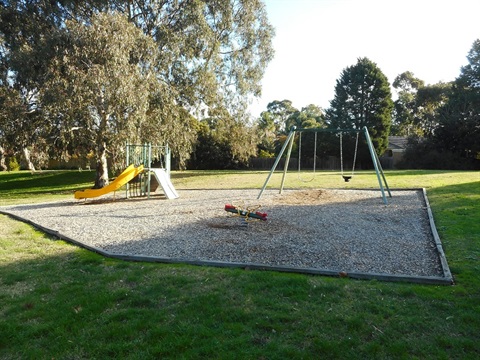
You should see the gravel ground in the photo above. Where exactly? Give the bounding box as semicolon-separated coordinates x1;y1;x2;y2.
1;188;448;280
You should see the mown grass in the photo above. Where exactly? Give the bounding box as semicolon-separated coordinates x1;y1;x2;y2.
0;169;479;359
0;170;95;205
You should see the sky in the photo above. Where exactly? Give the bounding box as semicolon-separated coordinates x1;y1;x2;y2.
248;0;480;117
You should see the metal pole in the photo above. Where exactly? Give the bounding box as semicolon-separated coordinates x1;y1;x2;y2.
373;145;392;198
257;127;296;199
363;127;388;205
166;144;171;178
146;143;151;199
126;143;130;198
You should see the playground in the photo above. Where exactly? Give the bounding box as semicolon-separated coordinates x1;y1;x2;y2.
0;135;454;284
1;187;452;284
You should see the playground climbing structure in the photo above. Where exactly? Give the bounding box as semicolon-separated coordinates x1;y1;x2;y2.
126;143;178;199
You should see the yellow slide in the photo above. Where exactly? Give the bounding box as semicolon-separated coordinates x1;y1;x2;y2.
74;164;144;200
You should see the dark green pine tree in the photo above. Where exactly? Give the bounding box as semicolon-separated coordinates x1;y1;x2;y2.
326;57;393;156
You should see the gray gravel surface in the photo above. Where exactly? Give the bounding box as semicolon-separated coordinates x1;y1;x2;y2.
1;189;446;278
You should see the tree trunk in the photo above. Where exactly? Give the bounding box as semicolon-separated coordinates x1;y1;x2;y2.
94;142;109;189
22;147;36;172
0;146;7;171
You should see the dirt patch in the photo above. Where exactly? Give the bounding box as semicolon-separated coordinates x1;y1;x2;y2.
275;189;335;205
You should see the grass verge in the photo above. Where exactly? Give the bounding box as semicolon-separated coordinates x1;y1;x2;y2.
0;170;479;358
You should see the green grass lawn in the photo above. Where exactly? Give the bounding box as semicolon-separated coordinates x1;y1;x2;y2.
0;169;479;359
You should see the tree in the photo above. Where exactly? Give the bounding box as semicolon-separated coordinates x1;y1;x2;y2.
392;72;451;137
286;104;326;130
414;82;451;137
189;111;259;169
0;4;57;170
326;57;393;157
1;1;275;179
265;100;298;134
41;12;168;187
0;79;50;171
436;39;480;163
255;101;326;158
392;71;424;136
256;110;277;156
124;0;275;113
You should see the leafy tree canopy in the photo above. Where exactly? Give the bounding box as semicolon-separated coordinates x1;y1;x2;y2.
265;99;298;133
286;104;326;130
392;71;450;137
436;39;480;161
326;57;393;155
0;0;275;177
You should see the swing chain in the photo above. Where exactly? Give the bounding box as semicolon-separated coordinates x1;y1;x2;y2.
297;131;317;183
340;132;344;175
351;131;359;176
340;131;360;180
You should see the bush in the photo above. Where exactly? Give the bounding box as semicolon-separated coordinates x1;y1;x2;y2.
398;136;480;170
7;157;20;171
258;150;275;158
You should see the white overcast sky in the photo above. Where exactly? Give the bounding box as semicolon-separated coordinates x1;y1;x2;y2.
248;0;480;117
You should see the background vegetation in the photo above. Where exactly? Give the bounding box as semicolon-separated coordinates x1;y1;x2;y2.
1;2;479;177
0;170;479;358
0;0;274;178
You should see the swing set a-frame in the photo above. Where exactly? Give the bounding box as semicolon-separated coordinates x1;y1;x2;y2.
258;126;392;204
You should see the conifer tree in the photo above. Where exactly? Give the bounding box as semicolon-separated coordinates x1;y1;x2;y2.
327;57;393;156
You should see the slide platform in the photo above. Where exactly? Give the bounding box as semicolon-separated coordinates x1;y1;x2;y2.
74;164;144;200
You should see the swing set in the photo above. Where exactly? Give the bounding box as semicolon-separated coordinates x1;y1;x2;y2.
296;130;360;183
258;126;392;204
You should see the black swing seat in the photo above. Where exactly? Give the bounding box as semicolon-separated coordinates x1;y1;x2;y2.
342;175;352;182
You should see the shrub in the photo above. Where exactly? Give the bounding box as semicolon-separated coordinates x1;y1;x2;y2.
398;136;480;170
7;157;20;171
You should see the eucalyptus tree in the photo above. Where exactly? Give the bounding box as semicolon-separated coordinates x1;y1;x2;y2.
286;104;326;130
326;57;393;156
265;100;298;133
0;83;49;171
189;109;259;169
392;71;424;136
0;1;104;170
257;101;325;157
1;0;274;181
256;110;277;156
0;2;60;170
392;71;451;137
127;0;274;110
42;12;178;187
414;82;451;137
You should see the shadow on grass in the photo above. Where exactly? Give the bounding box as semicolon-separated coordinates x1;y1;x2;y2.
0;171;95;193
1;201;480;359
384;170;472;177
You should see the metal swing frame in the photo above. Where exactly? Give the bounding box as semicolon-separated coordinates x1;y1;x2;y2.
257;126;392;204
